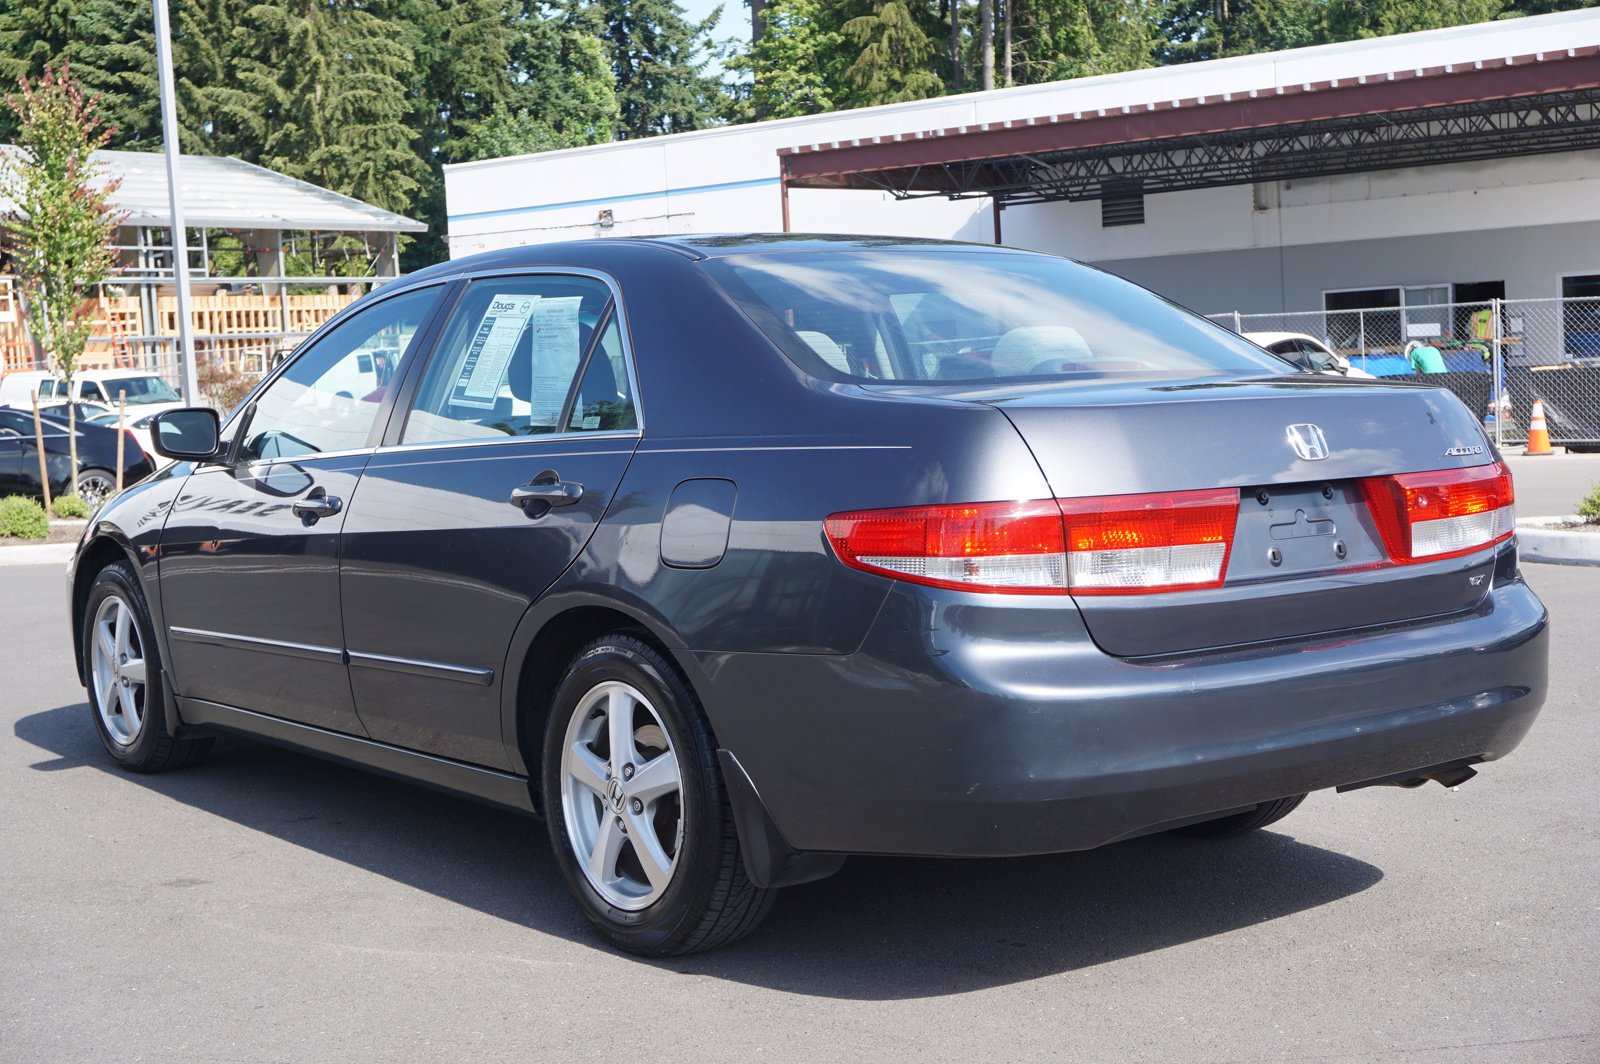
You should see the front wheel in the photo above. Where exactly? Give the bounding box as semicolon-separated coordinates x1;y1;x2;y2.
541;635;774;955
82;561;212;772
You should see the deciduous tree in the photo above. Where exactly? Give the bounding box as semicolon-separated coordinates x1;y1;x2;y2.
0;64;126;494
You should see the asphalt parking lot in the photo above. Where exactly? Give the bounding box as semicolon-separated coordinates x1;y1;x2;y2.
2;556;1596;1062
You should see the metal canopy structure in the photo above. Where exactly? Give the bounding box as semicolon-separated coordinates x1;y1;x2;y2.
779;46;1600;208
0;149;427;234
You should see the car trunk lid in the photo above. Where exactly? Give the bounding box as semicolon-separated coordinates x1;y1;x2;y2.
893;375;1508;657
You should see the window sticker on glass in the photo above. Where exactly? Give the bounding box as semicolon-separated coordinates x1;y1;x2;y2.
529;296;583;426
452;293;540;409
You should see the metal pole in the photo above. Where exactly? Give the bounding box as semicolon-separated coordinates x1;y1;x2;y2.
1491;297;1504;449
153;0;200;405
116;395;126;493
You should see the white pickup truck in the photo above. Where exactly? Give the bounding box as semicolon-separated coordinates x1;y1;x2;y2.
0;369;188;415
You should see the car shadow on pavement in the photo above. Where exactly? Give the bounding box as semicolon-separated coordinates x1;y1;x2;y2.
18;702;1383;1000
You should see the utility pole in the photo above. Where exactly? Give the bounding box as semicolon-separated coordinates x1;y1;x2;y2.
152;0;200;404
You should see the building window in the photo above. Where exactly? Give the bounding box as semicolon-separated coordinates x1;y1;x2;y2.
1562;274;1600;359
1322;285;1448;351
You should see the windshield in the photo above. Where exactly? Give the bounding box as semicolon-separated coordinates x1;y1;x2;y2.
701;250;1287;385
100;376;181;403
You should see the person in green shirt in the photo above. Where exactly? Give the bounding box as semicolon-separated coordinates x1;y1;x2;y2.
1407;340;1447;374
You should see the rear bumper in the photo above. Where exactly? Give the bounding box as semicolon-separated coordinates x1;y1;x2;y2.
693;561;1548;858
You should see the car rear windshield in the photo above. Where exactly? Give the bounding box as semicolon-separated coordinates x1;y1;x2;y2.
701;250;1287;385
102;376;181;403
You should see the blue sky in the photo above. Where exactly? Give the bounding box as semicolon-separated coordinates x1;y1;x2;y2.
682;0;748;77
682;0;746;38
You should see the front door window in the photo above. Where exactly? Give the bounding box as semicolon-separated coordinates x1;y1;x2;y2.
236;286;439;462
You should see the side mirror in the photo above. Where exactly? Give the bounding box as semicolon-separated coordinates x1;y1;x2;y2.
150;408;223;461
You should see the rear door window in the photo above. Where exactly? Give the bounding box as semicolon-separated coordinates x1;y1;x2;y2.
401;275;616;445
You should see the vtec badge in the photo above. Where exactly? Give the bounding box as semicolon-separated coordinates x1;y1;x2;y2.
1444;445;1486;457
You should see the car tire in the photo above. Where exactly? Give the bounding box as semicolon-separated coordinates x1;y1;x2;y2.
541;635;774;955
1176;794;1307;838
82;561;213;773
76;468;118;510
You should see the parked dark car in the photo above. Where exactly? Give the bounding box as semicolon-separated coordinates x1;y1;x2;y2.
0;407;154;506
67;236;1548;956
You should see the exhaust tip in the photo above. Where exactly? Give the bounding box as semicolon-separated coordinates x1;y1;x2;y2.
1337;758;1482;793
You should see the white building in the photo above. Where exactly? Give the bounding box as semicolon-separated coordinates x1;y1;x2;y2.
445;10;1600;360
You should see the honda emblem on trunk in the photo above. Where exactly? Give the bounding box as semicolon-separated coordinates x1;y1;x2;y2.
1286;423;1330;461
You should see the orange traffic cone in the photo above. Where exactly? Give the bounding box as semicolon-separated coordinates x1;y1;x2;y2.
1524;398;1554;456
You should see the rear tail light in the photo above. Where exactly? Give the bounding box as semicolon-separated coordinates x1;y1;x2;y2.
1059;488;1239;595
824;487;1240;596
1360;462;1515;563
823;500;1068;595
123;430;145;460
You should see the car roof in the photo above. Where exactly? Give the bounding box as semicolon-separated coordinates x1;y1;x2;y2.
395;233;1042;289
1242;331;1326;347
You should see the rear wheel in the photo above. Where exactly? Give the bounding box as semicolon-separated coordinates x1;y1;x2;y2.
82;561;212;772
76;468;117;510
1177;794;1307;838
541;635;774;955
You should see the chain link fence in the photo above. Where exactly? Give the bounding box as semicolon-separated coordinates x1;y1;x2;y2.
1208;296;1600;452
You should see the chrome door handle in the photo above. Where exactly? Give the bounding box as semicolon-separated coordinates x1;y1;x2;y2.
292;489;342;519
510;480;584;509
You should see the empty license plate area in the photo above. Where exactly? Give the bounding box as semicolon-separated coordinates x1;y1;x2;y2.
1227;482;1387;581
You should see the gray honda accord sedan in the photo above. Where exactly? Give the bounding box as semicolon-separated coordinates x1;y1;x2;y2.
68;235;1548;955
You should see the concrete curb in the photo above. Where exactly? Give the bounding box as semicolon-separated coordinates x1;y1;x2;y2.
1517;516;1600;567
0;543;74;567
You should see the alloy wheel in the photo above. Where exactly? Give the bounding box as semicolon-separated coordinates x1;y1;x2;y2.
560;680;684;911
76;472;116;510
90;594;147;747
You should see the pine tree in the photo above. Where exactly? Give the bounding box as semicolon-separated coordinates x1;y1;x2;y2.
730;0;844;118
840;1;945;106
232;0;424;217
594;0;729;138
1013;0;1161;81
1322;0;1505;38
0;0;160;145
500;0;621;146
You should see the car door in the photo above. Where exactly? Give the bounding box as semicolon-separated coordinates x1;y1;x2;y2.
338;272;641;768
158;285;446;733
0;410;28;494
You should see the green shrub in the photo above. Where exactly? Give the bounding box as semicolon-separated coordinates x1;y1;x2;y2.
1578;482;1600;522
52;493;90;519
0;495;49;539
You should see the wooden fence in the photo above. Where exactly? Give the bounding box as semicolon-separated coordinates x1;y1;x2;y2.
0;277;361;375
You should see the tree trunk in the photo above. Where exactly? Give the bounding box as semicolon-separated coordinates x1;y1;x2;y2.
1002;0;1013;87
750;0;766;44
949;0;963;91
980;0;994;91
